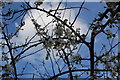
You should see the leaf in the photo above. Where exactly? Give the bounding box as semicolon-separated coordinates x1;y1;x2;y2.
2;21;6;23
7;0;13;2
0;29;3;33
18;73;24;76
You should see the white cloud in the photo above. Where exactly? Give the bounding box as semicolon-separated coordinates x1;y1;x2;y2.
12;2;88;67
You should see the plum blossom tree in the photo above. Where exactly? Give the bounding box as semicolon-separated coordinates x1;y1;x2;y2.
0;0;120;80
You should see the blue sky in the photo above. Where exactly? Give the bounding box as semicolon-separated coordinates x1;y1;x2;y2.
1;1;119;78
